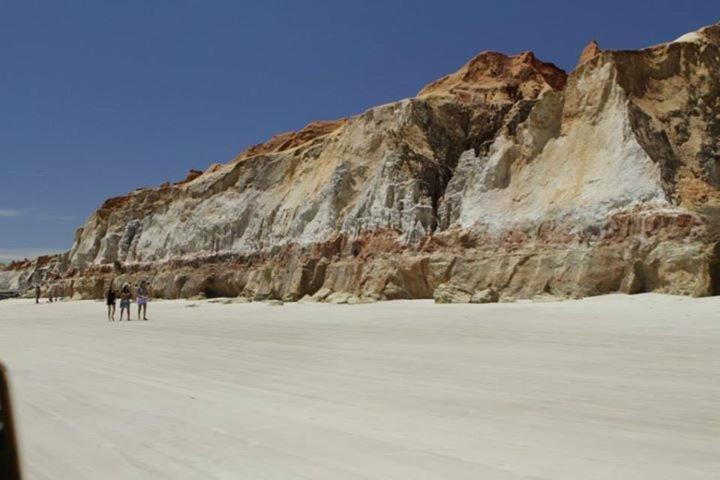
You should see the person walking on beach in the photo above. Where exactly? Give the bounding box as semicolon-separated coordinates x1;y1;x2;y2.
119;283;132;321
137;280;149;321
106;281;117;321
35;285;41;304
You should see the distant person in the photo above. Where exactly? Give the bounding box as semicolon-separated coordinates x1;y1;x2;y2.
35;285;41;304
119;283;132;321
106;282;117;321
137;280;149;321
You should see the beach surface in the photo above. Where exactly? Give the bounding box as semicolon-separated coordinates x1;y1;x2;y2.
0;295;718;479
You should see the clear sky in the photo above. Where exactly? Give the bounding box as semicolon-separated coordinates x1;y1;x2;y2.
1;0;717;262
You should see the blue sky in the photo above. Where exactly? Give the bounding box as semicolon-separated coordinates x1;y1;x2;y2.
1;0;717;262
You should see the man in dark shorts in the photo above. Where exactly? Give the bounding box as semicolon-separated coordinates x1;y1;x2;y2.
106;281;117;321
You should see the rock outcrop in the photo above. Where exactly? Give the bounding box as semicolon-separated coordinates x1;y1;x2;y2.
577;40;601;66
3;23;720;302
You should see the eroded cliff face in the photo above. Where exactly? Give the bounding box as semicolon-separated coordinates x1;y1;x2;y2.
4;23;720;302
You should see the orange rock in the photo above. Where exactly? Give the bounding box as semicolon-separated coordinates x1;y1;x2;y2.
577;40;601;66
238;118;347;160
176;169;204;185
417;50;566;103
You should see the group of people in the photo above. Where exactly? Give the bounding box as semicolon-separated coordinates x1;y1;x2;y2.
106;280;150;321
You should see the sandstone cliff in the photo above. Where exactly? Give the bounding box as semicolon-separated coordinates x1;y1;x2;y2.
3;23;720;302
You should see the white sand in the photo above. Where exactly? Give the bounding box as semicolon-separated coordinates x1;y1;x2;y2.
1;295;719;479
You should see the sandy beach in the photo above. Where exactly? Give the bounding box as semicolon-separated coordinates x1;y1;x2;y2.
0;295;718;479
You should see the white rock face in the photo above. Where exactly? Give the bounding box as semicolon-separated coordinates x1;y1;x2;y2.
673;23;720;45
68;99;461;268
0;269;25;290
443;62;668;233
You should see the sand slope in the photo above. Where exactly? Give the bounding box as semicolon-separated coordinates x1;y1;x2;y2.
0;296;719;479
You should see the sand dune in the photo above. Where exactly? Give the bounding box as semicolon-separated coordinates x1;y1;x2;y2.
1;295;718;479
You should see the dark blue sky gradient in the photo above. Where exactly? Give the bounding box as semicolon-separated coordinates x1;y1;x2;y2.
1;0;717;261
